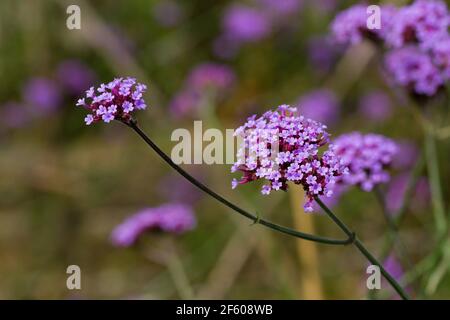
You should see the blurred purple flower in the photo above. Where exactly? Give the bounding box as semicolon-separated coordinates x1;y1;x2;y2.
386;0;449;49
111;203;196;247
186;63;235;92
384;254;404;282
222;4;271;44
331;4;396;45
296;89;339;126
431;36;450;79
386;173;430;214
57;60;96;95
333;132;398;192
391;140;419;170
307;36;343;74
152;0;184;27
359;91;393;122
23;77;62;114
385;46;443;96
169;89;201;118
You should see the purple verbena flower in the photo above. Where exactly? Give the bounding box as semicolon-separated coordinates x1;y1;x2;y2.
385;46;444;96
384;254;404;282
222;4;271;44
331;4;396;45
76;77;148;125
169;89;201;119
57;60;96;94
232;104;347;212
111;203;196;247
391;140;419;170
296;89;340;126
333;132;398;191
386;173;430;214
431;36;450;80
386;0;449;49
23;77;62;114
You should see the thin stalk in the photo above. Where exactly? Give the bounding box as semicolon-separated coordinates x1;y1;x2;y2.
392;155;425;226
424;132;447;237
315;197;410;300
125;120;353;246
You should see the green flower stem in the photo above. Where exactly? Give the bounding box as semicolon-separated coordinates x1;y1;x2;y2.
126;120;353;246
424;132;447;238
314;197;410;300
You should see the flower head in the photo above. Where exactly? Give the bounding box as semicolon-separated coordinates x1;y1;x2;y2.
222;4;271;44
385;0;449;49
23;77;62;113
333;132;398;191
385;46;444;96
331;4;396;45
386;173;430;214
232;105;347;212
77;77;147;125
111;203;196;247
431;36;450;79
57;60;96;94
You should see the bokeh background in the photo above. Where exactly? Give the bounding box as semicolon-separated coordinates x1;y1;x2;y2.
0;0;449;299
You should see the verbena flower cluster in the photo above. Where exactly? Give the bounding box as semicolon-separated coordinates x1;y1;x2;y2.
385;46;444;96
222;4;271;44
333;132;398;192
385;0;449;49
76;77;147;125
111;203;196;247
331;4;396;45
231;105;347;212
331;0;450;96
